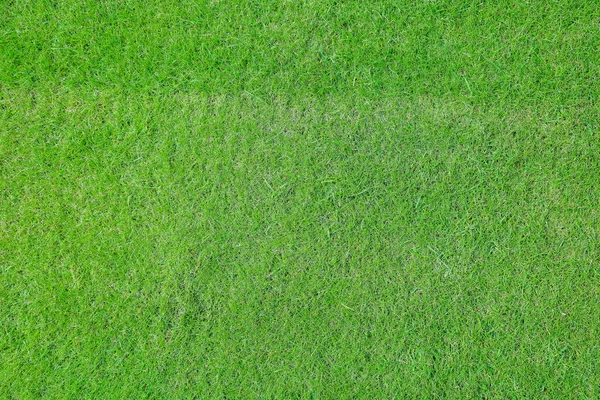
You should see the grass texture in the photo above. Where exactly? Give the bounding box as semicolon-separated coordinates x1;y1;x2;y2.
2;0;600;398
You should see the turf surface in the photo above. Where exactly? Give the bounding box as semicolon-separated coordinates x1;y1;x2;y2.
2;0;600;398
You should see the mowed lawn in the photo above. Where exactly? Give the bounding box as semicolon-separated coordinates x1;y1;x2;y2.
2;0;600;398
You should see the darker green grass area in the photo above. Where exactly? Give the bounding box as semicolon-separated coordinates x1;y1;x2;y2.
1;1;600;398
2;0;599;101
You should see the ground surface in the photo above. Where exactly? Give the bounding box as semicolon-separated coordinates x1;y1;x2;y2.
2;0;600;398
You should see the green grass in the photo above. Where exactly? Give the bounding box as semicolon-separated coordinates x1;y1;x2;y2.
2;0;600;398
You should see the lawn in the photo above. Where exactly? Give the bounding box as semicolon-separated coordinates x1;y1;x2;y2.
1;0;600;398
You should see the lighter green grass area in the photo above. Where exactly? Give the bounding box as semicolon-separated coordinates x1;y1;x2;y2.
1;0;600;398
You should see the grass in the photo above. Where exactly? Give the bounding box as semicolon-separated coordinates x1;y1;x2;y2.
1;0;600;398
